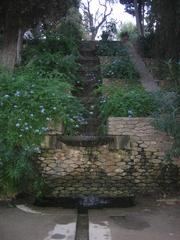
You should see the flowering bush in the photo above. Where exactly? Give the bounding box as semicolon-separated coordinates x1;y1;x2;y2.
0;11;85;197
98;86;156;121
0;55;85;197
22;37;80;85
0;66;84;197
102;57;139;83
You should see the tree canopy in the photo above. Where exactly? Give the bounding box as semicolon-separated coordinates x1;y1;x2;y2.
152;0;180;59
0;0;78;27
0;0;79;69
81;0;113;40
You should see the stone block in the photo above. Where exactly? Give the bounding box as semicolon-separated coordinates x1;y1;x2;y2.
47;121;63;135
41;135;62;149
109;135;131;150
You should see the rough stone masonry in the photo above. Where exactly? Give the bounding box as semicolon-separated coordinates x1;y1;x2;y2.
38;118;180;197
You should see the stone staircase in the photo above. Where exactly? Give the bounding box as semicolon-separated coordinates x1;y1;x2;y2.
76;41;102;136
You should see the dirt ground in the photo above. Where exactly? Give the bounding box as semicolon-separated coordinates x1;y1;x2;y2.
89;195;180;240
0;195;180;240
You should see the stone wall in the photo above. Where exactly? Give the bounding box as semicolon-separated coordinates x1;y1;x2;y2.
108;117;180;191
38;117;179;197
38;144;134;197
108;117;172;153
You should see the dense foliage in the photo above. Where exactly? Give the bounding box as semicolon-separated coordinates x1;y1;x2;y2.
0;0;79;69
152;0;180;60
96;41;127;56
97;41;139;83
0;0;78;28
120;0;180;61
98;86;155;122
137;33;155;58
0;66;84;197
117;22;138;41
0;17;84;197
152;91;180;159
102;57;139;83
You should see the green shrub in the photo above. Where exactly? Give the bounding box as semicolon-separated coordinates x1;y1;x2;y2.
0;66;84;197
98;86;156;122
0;9;85;198
102;57;140;83
22;36;80;86
117;22;138;41
56;7;83;45
156;59;180;88
137;33;155;58
96;41;127;56
152;91;180;159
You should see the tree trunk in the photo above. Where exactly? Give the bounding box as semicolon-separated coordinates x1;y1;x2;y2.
16;28;23;66
134;0;143;36
90;31;96;40
0;26;19;70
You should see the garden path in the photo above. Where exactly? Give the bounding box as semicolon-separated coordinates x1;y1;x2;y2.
126;42;160;92
1;197;180;240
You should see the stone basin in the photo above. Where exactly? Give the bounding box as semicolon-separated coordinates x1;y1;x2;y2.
58;135;114;147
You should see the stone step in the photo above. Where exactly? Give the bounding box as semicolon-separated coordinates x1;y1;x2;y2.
58;135;113;147
79;50;97;57
78;70;101;82
78;55;99;62
78;57;99;66
78;67;100;73
78;97;97;104
79;41;97;51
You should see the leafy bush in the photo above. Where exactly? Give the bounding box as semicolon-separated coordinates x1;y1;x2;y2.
98;86;156;122
155;59;180;88
0;66;84;197
22;36;80;85
96;41;127;56
97;41;139;83
0;9;85;198
152;91;180;159
117;22;138;41
56;7;83;45
137;33;155;58
102;57;140;83
100;20;117;41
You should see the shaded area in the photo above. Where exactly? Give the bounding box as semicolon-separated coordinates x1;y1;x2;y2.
35;196;135;209
75;211;89;240
58;135;114;147
110;215;150;230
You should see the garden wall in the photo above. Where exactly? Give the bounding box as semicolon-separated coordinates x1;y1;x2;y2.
38;118;180;197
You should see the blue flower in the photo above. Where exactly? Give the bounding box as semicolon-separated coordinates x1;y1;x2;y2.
15;91;20;97
41;127;48;132
34;147;41;153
